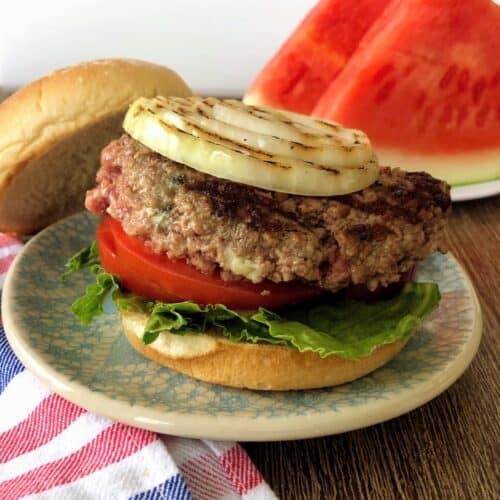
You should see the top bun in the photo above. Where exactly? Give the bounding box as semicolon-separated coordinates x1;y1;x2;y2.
0;59;192;234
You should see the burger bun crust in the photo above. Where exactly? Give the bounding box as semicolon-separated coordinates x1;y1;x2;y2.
0;58;192;235
121;310;407;391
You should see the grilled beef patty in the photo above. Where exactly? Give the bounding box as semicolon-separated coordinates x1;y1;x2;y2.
86;134;451;291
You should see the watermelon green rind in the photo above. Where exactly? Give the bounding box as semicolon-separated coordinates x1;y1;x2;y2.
244;0;391;114
313;0;500;156
375;147;500;186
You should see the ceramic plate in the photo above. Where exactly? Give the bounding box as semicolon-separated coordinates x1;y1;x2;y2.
2;213;482;441
451;179;500;202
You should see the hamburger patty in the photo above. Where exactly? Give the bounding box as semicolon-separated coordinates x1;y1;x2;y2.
86;134;451;291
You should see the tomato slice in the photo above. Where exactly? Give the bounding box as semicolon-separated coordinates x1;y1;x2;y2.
97;217;321;309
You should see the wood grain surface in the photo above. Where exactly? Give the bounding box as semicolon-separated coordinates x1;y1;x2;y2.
243;195;499;500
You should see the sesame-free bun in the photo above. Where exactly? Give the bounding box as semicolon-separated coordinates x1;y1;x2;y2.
0;59;192;234
121;310;407;391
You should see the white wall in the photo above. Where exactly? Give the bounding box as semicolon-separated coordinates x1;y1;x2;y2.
0;0;314;96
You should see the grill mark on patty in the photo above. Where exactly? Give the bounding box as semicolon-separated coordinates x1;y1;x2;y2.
338;168;451;224
189;178;294;231
188;177;328;235
405;171;451;212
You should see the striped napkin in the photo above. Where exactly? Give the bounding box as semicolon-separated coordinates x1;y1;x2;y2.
0;234;276;500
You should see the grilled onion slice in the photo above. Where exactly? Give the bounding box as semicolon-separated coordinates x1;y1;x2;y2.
123;96;379;196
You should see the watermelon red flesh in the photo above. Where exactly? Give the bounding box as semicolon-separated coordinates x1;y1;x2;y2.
244;0;391;114
313;0;500;154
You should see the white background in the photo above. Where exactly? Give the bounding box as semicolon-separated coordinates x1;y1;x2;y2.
0;0;314;97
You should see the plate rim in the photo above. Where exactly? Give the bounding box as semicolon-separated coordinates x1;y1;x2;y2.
451;178;500;202
1;214;483;441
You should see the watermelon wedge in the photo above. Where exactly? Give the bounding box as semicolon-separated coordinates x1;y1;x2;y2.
244;0;391;114
313;0;500;186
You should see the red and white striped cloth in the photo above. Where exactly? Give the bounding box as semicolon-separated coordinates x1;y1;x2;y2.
0;234;277;500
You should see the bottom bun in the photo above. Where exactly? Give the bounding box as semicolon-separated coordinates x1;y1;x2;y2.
121;310;407;391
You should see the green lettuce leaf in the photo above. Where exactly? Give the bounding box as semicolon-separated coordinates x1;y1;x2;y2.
66;247;440;359
134;283;439;358
62;241;99;279
142;302;275;346
71;272;121;325
252;282;440;358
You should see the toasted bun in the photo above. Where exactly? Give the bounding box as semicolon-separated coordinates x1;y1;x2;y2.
0;59;192;234
121;310;407;391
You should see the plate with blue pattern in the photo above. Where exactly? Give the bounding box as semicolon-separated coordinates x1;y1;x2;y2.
2;212;482;441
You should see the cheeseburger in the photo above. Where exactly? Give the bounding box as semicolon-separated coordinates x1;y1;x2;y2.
68;96;450;390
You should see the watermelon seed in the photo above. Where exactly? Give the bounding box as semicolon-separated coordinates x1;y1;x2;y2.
457;69;470;93
372;64;394;84
375;79;396;103
417;106;435;134
438;104;453;126
415;91;427;110
439;65;457;90
456;105;469;127
402;63;416;78
490;70;500;87
475;105;490;128
472;78;487;106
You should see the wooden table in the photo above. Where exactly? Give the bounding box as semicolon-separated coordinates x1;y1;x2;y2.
243;195;499;500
